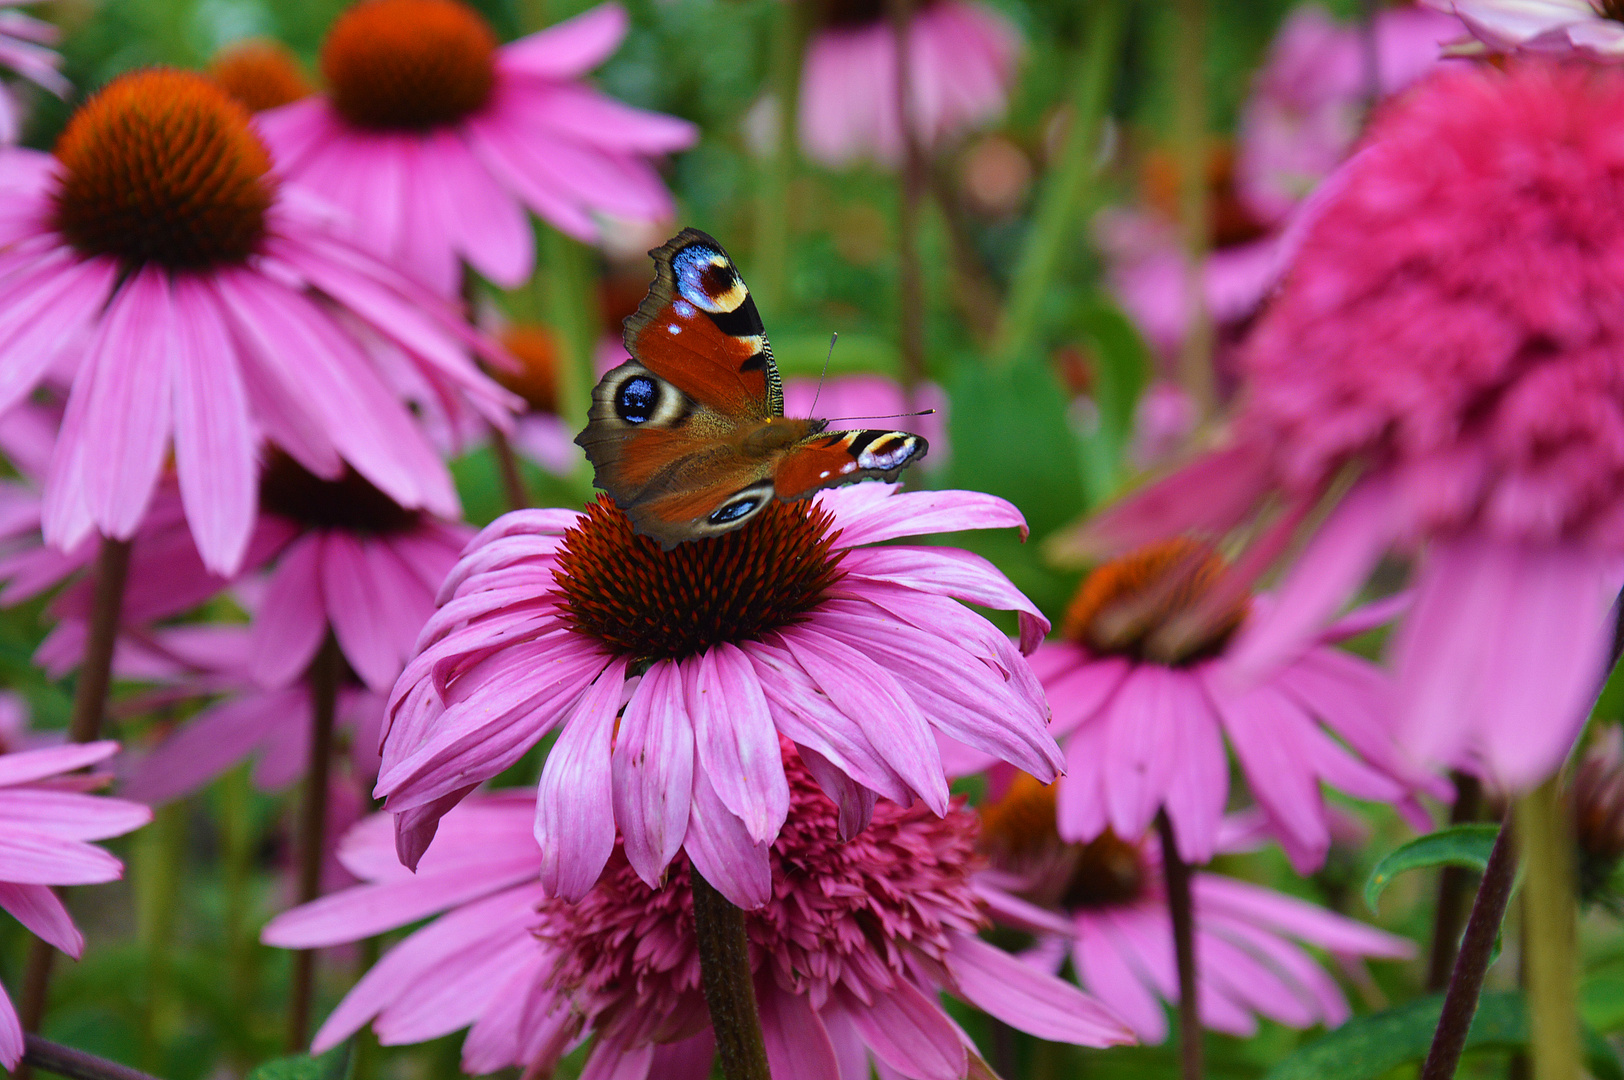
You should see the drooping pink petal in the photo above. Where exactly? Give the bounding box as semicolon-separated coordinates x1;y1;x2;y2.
498;2;628;79
1071;916;1168;1043
842;980;966;1080
250;533;328;689
0;742;117;786
686;644;789;844
0;881;80;956
684;767;771;910
536;656;626;900
758;986;841;1080
945;932;1134;1046
610;661;695;887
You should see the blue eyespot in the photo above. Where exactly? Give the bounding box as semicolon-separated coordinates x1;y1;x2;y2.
709;497;758;525
615;376;658;424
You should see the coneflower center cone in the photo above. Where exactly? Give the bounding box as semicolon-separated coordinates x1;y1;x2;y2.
50;68;275;270
980;774;1148;911
814;0;940;29
554;496;846;661
259;452;421;535
210;40;313;113
1062;537;1248;666
322;0;498;130
495;325;561;414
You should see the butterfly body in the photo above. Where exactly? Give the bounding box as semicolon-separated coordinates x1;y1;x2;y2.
577;228;928;548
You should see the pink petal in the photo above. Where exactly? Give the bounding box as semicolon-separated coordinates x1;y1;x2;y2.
0;789;150;841
1071;917;1168;1043
1101;665;1186;841
0;982;18;1071
758;987;841;1080
251;533;328;689
1160;672;1228;865
536;656;626;900
1193;874;1413;958
499;2;628;79
684;766;771;910
321;532;407;691
0;881;79;955
0;742;117;786
841;545;1049;651
610;661;694;888
827;488;1029;548
687;644;789;843
945;932;1134;1047
0;831;122;885
844;980;966;1080
580;1041;654;1080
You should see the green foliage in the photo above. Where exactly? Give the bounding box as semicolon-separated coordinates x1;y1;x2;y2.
1364;824;1502;913
1264;992;1624;1080
247;1045;350;1080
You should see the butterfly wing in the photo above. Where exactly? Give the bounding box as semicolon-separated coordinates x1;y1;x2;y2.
774;429;930;501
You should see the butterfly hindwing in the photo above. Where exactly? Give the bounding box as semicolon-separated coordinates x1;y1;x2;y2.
577;227;928;547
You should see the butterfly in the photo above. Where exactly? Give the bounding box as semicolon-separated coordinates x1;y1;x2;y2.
576;228;929;548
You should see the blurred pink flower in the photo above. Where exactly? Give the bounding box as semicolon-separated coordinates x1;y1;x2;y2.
783;374;949;471
266;752;1133;1072
1083;63;1624;792
0;1;67;144
1422;0;1624;59
977;776;1413;1044
0;740;152;1068
378;483;1062;907
798;0;1018;169
258;0;696;295
0;68;515;576
1033;537;1443;873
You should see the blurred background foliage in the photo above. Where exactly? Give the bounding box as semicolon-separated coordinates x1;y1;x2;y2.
0;0;1620;1078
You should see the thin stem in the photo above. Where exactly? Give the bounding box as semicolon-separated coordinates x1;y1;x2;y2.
1420;810;1518;1080
888;0;927;396
993;0;1124;365
17;536;135;1076
691;869;770;1080
135;804;183;1072
23;1035;164;1080
219;764;259;1066
1516;778;1580;1080
489;427;531;510
1427;771;1484;991
287;634;342;1051
350;937;383;1080
541;226;597;439
1157;811;1203;1080
1170;0;1215;418
927;162;1002;345
754;0;803;317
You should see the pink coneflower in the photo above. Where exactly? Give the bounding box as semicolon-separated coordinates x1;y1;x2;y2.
1035;537;1443;873
1422;0;1624;59
0;68;515;576
798;0;1019;169
209;39;314;114
0;1;67;144
0;740;152;1068
257;0;696;295
1077;62;1624;793
782;374;949;471
379;482;1063;907
976;775;1413;1043
267;752;1134;1072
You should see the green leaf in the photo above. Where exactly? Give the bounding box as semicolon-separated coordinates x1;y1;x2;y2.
1265;992;1623;1080
247;1046;349;1080
1061;294;1151;506
1364;823;1501;913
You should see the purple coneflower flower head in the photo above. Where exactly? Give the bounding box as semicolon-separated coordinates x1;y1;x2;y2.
209;39;313;113
0;68;516;576
0;740;152;1068
1422;0;1624;59
797;0;1018;169
267;751;1135;1074
976;776;1413;1044
0;1;67;144
1036;537;1444;872
378;483;1064;907
1077;62;1624;793
257;0;697;295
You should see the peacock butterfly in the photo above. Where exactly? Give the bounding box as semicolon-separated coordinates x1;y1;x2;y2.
576;228;928;548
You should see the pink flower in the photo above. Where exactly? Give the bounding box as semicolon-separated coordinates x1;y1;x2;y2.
0;1;67;144
265;752;1134;1073
1034;537;1444;873
0;68;515;576
976;776;1413;1044
258;0;696;295
798;0;1018;169
1080;63;1624;792
0;740;152;1068
379;483;1064;907
1422;0;1624;59
782;374;949;471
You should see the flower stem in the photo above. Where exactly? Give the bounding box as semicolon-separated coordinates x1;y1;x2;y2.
23;1035;164;1080
1420;810;1518;1080
541;226;597;440
16;535;134;1075
1157;810;1203;1080
1170;0;1215;419
993;0;1124;366
1516;778;1580;1080
287;633;342;1051
218;764;259;1066
1427;771;1484;991
135;803;184;1072
754;0;803;317
888;0;927;396
490;427;531;511
691;868;770;1080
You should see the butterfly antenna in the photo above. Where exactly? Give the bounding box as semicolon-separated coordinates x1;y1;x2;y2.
807;333;836;418
822;408;937;422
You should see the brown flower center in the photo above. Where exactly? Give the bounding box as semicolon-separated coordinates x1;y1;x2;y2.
555;496;846;662
1061;830;1149;910
1603;0;1624;22
493;325;560;414
1145;144;1271;249
51;68;275;270
814;0;940;29
979;774;1148;911
322;0;497;131
258;452;421;535
1062;538;1248;666
210;40;313;113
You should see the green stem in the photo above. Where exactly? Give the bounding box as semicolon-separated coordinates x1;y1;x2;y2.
691;870;770;1080
287;635;342;1051
889;0;927;395
992;0;1124;366
350;938;382;1080
1157;811;1203;1080
218;764;259;1064
1517;778;1580;1080
135;804;184;1073
540;226;599;442
22;1035;164;1080
754;0;803;317
1170;0;1214;418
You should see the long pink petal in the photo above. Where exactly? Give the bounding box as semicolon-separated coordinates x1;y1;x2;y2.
610;661;694;887
946;933;1134;1046
1101;665;1184;840
250;534;328;689
499;3;628;79
685;766;771;910
844;980;966;1080
758;986;841;1080
1071;917;1168;1043
0;831;123;885
0;882;79;956
0;789;150;841
536;656;626;900
687;644;789;843
0;742;118;786
0;982;18;1070
828;488;1028;548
